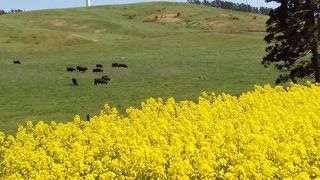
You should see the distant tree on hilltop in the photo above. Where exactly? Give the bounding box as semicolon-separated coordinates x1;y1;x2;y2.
262;0;320;83
0;9;23;15
9;9;23;14
0;10;7;15
187;0;272;15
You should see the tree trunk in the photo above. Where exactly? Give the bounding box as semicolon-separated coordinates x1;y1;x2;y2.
313;8;320;83
312;40;320;82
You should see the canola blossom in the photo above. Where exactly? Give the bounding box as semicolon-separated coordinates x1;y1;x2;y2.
1;83;320;179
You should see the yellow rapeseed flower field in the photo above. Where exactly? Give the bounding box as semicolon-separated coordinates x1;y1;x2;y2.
1;83;320;179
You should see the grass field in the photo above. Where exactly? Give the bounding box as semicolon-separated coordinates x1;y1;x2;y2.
0;2;279;134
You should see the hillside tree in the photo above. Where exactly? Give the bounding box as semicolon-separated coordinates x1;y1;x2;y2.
0;10;7;15
187;0;272;15
0;9;23;15
262;0;320;83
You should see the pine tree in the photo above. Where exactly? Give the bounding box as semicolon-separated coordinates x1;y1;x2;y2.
263;0;320;83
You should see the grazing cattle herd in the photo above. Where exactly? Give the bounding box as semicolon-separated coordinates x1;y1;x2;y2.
67;63;128;86
13;60;127;87
11;60;126;119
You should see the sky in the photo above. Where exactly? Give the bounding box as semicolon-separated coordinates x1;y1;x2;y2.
1;0;279;11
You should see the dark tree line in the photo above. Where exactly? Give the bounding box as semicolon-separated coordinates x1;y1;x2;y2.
0;9;23;15
186;0;272;15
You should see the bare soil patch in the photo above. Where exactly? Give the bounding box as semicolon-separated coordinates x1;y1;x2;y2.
144;13;181;23
50;19;66;27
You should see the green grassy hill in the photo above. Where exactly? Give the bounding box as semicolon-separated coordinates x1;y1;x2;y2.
0;2;278;134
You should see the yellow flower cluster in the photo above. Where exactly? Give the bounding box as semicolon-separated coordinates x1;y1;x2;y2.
1;83;320;179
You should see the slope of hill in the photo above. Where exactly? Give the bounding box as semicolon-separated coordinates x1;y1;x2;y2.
0;2;267;52
0;2;277;134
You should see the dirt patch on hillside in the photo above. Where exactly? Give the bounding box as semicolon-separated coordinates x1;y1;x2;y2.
143;13;181;23
75;25;89;30
94;29;105;33
50;19;66;27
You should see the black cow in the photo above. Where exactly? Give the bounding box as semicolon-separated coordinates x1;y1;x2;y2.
93;68;103;73
94;78;108;86
101;75;111;81
13;60;21;64
72;78;78;86
67;67;76;72
112;63;128;68
119;63;128;68
96;64;103;68
77;66;88;72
